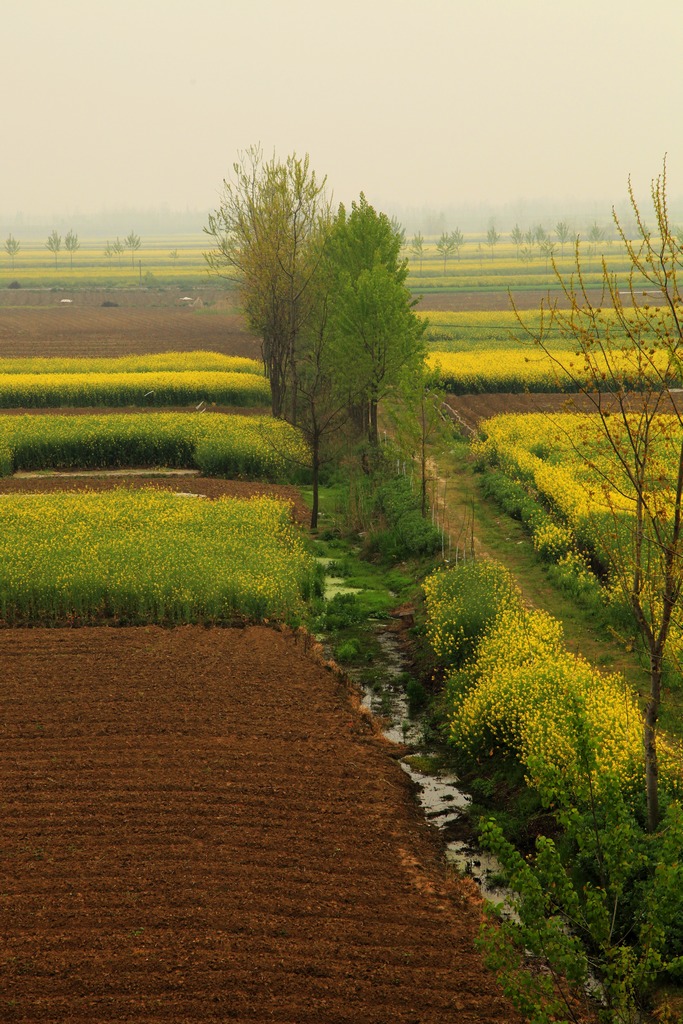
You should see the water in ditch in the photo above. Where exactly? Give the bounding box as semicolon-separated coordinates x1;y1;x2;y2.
355;623;514;914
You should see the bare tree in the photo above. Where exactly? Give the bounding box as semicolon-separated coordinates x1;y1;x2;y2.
539;237;557;272
46;230;61;268
486;225;500;259
511;224;523;260
555;220;572;256
112;238;125;267
450;227;465;260
513;160;683;831
4;234;20;270
64;229;80;269
409;232;425;276
436;232;456;275
125;231;141;267
204;145;331;421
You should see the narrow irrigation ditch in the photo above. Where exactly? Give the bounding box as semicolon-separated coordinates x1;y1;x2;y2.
316;555;513;915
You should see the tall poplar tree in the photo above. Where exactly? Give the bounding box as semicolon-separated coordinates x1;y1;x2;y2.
326;195;426;446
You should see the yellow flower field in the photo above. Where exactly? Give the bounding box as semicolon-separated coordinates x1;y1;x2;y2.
0;490;318;625
423;562;682;800
0;369;270;408
427;346;679;394
0;412;309;482
0;352;261;375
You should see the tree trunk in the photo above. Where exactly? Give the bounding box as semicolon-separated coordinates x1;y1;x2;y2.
369;398;379;446
310;437;320;530
644;651;662;832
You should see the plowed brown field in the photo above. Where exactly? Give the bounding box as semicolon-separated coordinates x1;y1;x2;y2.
0;626;515;1023
0;294;259;360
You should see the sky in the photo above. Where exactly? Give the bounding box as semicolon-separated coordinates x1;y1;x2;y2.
3;0;683;232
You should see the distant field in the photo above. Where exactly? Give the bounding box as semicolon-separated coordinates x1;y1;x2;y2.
419;306;671;352
0;232;639;294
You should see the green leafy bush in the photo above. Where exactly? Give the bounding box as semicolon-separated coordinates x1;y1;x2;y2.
366;477;442;560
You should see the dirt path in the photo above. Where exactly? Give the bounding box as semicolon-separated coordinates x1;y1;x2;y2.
0;626;516;1023
429;409;653;693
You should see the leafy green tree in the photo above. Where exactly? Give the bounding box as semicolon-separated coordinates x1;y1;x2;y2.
291;277;360;529
46;230;61;268
204;145;330;420
64;229;80;269
409;231;425;276
125;230;141;267
4;233;20;270
326;195;426;446
435;232;456;275
390;216;406;248
480;769;683;1022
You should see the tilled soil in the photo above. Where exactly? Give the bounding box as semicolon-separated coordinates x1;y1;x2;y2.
0;626;516;1023
0;304;260;360
446;390;683;434
415;287;661;312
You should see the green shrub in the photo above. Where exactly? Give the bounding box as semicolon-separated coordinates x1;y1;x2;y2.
480;469;541;527
335;638;361;663
405;677;428;713
322;593;364;630
366;477;442;560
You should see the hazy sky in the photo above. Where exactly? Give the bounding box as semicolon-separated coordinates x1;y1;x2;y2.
3;0;683;226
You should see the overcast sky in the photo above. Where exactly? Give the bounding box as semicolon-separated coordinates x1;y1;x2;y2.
3;0;682;229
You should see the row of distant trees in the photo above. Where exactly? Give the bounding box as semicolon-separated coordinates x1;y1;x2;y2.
2;230;142;270
6;221;683;276
406;220;625;274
